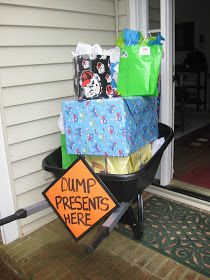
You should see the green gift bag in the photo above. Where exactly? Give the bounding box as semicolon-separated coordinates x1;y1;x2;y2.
61;134;78;169
117;44;162;96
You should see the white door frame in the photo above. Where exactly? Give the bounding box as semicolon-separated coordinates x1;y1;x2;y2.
0;82;19;244
128;0;148;32
159;0;175;185
129;0;174;185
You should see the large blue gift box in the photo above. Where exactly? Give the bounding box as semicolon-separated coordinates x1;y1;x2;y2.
62;97;158;156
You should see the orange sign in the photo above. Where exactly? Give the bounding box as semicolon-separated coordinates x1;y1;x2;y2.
43;157;119;240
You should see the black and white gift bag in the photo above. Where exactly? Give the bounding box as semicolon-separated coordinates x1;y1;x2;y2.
74;54;114;100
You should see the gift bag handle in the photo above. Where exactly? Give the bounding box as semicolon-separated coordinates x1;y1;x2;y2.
138;29;152;45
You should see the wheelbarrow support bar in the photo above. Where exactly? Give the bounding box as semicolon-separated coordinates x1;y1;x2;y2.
86;201;133;252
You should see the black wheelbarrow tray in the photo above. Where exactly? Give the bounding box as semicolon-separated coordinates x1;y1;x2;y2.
0;123;173;252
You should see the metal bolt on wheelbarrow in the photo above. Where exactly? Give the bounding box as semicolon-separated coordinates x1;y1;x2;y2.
0;123;173;252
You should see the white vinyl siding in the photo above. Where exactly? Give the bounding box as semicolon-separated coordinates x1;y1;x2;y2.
117;0;128;32
0;0;116;237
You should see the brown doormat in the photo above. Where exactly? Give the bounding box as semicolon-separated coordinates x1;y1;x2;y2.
116;195;210;278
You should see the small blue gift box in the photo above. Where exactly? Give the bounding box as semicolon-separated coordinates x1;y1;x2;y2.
62;97;158;156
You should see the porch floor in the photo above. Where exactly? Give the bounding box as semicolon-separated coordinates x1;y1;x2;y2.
0;194;209;280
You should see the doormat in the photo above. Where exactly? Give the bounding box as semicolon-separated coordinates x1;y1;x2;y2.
116;195;210;277
179;165;210;189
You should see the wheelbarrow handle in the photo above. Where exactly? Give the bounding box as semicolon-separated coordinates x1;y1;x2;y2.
85;226;109;252
0;201;49;227
0;209;27;226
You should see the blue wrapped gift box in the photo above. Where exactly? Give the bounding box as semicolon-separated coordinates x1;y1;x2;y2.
62;97;158;156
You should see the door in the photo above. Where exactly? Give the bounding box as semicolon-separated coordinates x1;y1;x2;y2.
159;0;175;185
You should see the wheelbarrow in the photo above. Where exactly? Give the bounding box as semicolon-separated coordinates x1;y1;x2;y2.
0;123;173;252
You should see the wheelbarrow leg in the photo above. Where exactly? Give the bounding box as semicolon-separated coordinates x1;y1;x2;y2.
86;201;133;252
135;194;144;240
125;206;138;236
119;194;144;240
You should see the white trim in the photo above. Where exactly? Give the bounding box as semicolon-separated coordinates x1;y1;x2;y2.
0;77;19;244
128;0;149;33
147;185;210;212
149;29;161;34
137;0;149;32
128;0;138;29
171;0;175;177
159;0;174;185
114;0;119;38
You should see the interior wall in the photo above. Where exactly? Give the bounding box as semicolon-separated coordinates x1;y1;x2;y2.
175;0;210;109
175;0;210;66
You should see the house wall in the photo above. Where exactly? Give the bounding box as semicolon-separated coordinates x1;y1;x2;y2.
117;0;128;32
118;0;161;34
0;0;116;238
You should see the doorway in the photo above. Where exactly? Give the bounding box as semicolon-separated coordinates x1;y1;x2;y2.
172;0;210;200
147;0;210;202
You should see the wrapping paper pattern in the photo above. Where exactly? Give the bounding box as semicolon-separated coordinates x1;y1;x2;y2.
73;54;113;99
62;97;158;156
111;62;119;95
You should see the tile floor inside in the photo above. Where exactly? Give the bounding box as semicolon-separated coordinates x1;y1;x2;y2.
174;108;210;140
173;108;210;197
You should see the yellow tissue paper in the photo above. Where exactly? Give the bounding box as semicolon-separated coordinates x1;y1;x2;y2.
85;143;152;175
